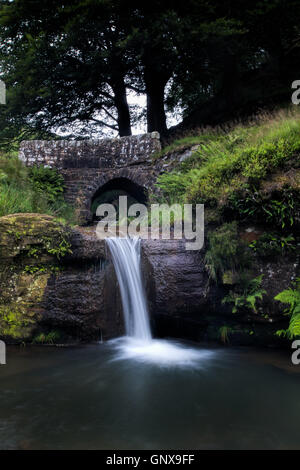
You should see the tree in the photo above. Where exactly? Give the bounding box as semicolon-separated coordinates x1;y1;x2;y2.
1;0;299;142
126;1;221;137
168;0;300;135
0;0;133;137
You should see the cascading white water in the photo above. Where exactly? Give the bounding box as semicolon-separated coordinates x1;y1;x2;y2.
106;237;151;341
106;237;215;366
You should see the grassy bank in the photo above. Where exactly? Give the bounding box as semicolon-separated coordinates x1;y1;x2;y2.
156;107;300;342
156;107;300;207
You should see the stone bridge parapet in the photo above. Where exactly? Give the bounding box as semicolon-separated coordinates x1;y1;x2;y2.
19;132;161;223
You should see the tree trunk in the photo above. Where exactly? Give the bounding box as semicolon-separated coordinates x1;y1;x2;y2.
144;67;168;137
111;78;132;137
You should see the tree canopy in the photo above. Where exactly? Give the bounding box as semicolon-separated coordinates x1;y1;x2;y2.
0;0;299;143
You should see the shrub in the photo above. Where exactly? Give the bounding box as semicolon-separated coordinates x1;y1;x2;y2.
32;330;61;344
28;166;65;203
249;232;296;258
226;187;299;230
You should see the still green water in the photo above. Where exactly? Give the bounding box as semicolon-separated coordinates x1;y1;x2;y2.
0;341;299;450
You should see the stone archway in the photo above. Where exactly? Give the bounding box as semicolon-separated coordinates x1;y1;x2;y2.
77;168;151;223
90;177;148;221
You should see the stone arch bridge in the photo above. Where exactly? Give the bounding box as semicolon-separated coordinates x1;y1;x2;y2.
19;133;162;223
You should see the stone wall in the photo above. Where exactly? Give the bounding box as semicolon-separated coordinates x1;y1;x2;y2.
19;133;161;169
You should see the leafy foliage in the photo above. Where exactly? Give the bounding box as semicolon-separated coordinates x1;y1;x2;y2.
28;166;64;204
249;232;296;258
275;279;300;339
44;238;72;260
0;1;241;138
222;275;266;314
227;187;299;230
1;1;300;138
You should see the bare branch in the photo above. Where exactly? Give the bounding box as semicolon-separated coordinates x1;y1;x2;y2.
103;106;118;122
91;118;118;131
126;85;146;94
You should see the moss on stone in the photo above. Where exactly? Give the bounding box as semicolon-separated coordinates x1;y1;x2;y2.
0;213;71;342
0;306;37;339
0;213;72;263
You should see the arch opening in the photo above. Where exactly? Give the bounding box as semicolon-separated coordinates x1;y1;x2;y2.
91;177;148;221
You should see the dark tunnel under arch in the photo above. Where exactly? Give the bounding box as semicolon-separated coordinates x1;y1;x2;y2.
91;177;148;220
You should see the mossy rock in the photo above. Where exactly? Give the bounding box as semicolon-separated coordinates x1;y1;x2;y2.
0;305;40;340
0;213;72;342
0;272;50;341
0;213;72;263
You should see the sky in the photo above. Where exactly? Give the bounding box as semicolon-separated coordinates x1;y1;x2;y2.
127;91;181;135
56;89;182;138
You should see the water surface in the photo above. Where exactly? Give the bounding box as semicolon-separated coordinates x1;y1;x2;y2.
0;341;299;450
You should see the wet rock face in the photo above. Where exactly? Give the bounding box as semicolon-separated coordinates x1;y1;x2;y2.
43;227;124;341
42;261;124;341
0;214;72;341
142;239;209;317
141;239;225;341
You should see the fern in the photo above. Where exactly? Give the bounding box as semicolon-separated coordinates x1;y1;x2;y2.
274;288;300;314
247;291;265;313
288;311;300;338
222;275;266;314
275;279;300;339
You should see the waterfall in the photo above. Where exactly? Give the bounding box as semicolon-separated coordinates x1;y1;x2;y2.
106;237;214;366
106;237;152;341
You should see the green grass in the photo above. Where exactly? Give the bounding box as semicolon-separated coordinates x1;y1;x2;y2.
152;132;219;159
0;154;77;224
218;325;233;344
156;107;300;206
32;330;61;344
